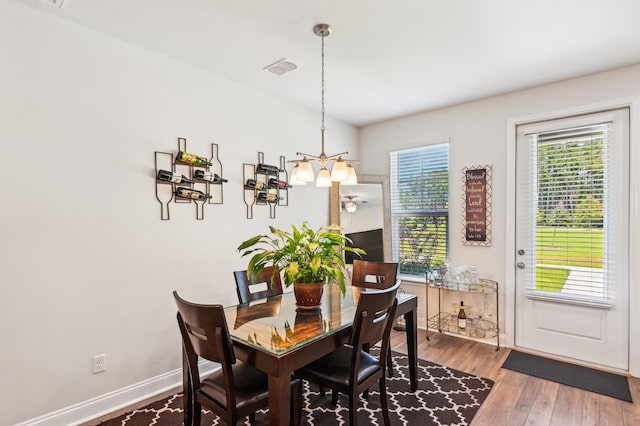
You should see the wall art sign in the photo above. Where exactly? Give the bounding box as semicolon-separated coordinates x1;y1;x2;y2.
462;165;492;246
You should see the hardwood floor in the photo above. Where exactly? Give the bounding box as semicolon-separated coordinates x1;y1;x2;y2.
401;330;640;426
83;329;640;425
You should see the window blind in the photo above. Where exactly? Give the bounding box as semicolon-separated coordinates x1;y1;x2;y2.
528;123;611;301
390;143;449;276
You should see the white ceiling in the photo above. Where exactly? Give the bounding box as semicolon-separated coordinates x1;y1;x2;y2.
25;0;640;127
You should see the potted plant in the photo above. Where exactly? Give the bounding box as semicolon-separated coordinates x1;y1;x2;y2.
237;222;365;308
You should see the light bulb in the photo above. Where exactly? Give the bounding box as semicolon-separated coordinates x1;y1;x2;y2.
330;158;348;181
316;167;332;187
345;201;357;213
298;160;315;182
342;165;358;185
289;165;307;185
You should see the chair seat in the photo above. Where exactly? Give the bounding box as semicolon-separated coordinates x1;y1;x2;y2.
296;345;380;389
199;360;270;410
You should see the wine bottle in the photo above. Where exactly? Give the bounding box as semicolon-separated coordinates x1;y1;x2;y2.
256;192;278;203
245;179;265;190
156;169;193;184
193;170;228;183
256;163;281;175
457;301;467;330
176;151;212;167
268;178;291;189
174;186;212;200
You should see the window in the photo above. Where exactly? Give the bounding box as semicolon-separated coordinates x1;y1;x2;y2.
521;113;629;304
390;143;449;277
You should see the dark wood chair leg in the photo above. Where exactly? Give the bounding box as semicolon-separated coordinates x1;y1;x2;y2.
192;401;201;426
379;377;391;426
331;389;339;405
249;412;256;425
386;347;394;377
349;390;359;426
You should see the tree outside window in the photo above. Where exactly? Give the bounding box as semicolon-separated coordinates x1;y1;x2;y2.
390;144;449;276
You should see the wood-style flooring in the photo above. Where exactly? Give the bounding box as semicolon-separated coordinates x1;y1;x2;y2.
83;329;640;425
407;330;640;426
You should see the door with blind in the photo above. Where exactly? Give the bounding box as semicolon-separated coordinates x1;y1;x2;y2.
515;108;630;370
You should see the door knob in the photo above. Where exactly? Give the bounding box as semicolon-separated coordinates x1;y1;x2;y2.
517;262;525;269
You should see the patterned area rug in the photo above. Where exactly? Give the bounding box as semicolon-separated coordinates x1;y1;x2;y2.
99;351;493;426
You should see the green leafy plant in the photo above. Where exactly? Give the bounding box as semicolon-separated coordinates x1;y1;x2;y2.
237;222;365;295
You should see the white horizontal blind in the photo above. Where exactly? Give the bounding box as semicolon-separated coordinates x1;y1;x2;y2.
528;123;611;301
390;143;449;276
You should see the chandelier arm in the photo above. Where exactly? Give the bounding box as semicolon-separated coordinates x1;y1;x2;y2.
323;152;350;161
293;153;323;161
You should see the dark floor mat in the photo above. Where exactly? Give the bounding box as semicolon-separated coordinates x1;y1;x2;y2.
502;350;632;402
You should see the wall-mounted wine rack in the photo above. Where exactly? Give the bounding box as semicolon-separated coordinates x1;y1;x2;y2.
243;152;289;219
154;137;226;220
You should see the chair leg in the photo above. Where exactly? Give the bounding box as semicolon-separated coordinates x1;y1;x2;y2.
319;385;326;397
331;389;339;405
193;401;201;426
349;390;359;426
379;377;391;426
249;412;256;425
386;347;394;377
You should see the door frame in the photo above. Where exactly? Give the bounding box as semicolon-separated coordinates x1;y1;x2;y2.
505;96;640;377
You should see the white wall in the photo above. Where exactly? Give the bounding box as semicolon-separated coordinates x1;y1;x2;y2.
358;63;640;376
0;2;357;425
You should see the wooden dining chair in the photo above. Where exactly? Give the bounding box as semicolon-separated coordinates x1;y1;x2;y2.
351;259;398;290
295;282;399;426
173;291;301;426
350;259;398;376
233;266;283;304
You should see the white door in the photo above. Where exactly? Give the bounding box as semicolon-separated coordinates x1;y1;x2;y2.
514;108;630;371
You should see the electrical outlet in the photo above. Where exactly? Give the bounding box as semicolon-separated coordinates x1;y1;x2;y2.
93;354;107;373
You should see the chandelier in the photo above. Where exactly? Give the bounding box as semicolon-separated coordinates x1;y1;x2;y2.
289;24;358;187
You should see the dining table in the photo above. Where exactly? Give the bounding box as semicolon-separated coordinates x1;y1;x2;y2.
204;283;419;426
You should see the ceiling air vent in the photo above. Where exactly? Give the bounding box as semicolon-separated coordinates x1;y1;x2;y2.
263;58;297;76
39;0;68;8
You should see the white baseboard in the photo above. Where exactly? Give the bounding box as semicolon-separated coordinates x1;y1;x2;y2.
15;362;218;426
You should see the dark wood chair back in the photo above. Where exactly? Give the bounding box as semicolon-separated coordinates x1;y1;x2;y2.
173;291;236;392
173;291;301;426
294;281;399;425
234;266;284;304
351;260;398;290
350;281;400;355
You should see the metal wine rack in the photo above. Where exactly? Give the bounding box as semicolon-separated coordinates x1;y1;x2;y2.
426;276;500;350
154;137;225;220
243;152;289;219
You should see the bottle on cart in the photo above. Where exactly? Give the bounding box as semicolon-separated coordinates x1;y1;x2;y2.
268;178;291;189
156;169;193;184
256;192;278;203
457;301;467;330
193;170;227;183
245;179;266;190
256;163;280;175
176;151;212;167
174;186;212;200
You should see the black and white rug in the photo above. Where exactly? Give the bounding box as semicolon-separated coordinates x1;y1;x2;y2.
99;351;493;426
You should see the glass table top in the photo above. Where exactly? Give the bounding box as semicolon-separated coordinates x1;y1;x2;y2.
224;284;414;357
224;283;359;356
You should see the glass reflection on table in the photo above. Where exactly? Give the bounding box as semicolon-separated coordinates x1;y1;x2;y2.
225;284;367;355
